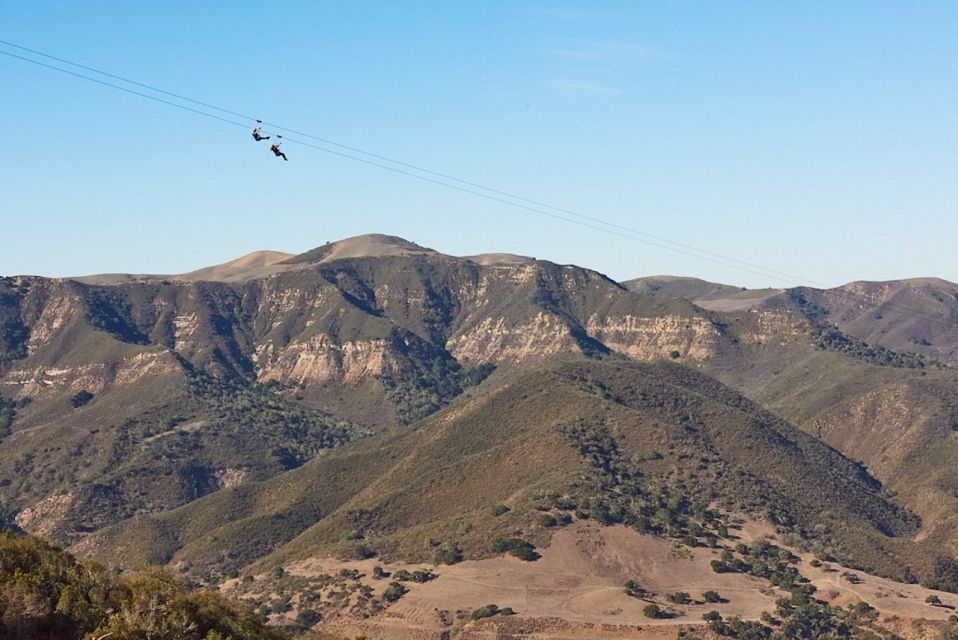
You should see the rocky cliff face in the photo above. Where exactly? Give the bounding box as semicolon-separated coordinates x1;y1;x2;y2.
1;254;729;417
0;249;735;543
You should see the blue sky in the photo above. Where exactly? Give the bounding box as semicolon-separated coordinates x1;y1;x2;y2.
1;1;956;287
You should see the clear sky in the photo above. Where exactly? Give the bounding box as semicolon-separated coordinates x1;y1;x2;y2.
1;1;956;288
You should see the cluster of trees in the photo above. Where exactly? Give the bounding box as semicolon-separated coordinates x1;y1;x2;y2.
555;421;733;547
0;395;28;439
0;531;287;640
710;540;809;595
490;538;540;561
381;359;494;425
391;568;436;583
811;327;929;369
470;604;515;620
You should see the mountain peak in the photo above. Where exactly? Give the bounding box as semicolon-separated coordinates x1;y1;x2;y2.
284;234;438;265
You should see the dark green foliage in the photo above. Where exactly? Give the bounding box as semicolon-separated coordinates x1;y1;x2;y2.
69;390;94;408
0;397;26;439
490;504;510;517
703;610;722;622
643;603;666;619
490;538;540;561
708;614;773;639
624;580;646;598
842;571;863;584
668;591;692;605
382;581;407;602
392;568;436;583
346;544;377;560
381;355;494;425
0;282;29;366
811;327;928;369
472;604;507;620
924;556;958;592
927;594;943;606
703;590;724;603
294;608;322;630
538;514;558;527
0;531;286;640
433;540;463;565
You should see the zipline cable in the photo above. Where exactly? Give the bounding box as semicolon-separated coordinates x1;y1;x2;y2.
0;38;807;285
0;45;805;286
3;42;957;334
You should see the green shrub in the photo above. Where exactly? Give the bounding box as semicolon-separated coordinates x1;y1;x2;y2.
490;537;540;561
539;514;558;527
643;604;664;619
490;504;510;517
383;581;408;602
70;390;94;408
702;590;723;603
471;604;501;620
434;540;463;565
624;580;647;598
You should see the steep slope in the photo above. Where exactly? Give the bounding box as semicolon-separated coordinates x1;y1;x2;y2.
793;279;958;366
626;275;958;366
1;244;738;551
78;357;929;588
621;274;958;570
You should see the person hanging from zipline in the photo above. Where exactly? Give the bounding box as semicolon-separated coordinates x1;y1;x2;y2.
251;119;270;142
270;135;288;161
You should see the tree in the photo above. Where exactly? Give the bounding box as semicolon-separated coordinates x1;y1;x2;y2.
643;604;664;619
490;537;540;561
383;581;407;602
668;591;691;605
703;610;722;622
703;590;723;603
471;604;501;620
434;541;463;565
624;580;646;598
70;390;94;408
926;594;943;606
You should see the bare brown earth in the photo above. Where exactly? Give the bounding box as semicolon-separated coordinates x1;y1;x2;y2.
226;521;958;639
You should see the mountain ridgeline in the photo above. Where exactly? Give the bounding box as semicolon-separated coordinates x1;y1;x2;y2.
3;234;958;630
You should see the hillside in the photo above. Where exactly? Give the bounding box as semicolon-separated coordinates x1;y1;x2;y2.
621;273;958;566
76;358;926;584
625;275;958;366
5;235;958;637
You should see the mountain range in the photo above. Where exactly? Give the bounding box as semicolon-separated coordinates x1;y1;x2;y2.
4;233;958;638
